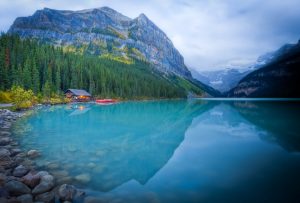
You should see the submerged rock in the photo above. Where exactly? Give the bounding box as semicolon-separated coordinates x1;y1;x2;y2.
0;148;11;157
22;171;41;188
56;176;73;185
5;180;31;196
58;184;77;201
87;162;96;168
0;173;6;186
27;150;39;158
32;174;54;195
46;162;59;170
51;170;69;178
13;165;29;177
84;196;106;203
17;194;33;203
10;148;22;156
0;137;11;146
35;191;55;203
75;173;91;184
0;149;13;169
0;131;11;136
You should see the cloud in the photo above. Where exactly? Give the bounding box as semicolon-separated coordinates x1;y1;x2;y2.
1;0;300;71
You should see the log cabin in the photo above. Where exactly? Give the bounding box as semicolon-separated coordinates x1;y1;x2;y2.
65;89;91;102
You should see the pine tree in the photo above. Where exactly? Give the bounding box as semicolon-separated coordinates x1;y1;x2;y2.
32;61;40;93
23;58;32;90
55;65;61;94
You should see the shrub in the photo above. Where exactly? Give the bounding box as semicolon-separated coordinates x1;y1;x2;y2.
0;91;12;103
10;86;36;110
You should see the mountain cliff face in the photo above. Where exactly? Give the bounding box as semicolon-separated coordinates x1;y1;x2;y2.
8;7;191;78
227;41;300;97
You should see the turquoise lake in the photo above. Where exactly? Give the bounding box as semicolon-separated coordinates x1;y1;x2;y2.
12;100;300;203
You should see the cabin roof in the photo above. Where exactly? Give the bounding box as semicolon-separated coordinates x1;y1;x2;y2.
65;89;91;96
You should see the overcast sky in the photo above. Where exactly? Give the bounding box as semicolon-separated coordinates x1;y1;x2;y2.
1;0;300;71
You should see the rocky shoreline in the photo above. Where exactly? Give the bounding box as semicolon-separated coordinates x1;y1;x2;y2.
0;109;86;203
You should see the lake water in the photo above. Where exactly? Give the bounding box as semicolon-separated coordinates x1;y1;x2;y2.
12;100;300;203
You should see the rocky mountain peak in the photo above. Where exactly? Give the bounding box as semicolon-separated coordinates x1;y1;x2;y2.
8;7;191;78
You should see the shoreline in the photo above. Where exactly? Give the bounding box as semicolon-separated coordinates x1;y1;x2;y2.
0;109;86;203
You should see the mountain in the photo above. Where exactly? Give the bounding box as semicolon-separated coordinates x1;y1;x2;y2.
0;34;192;99
227;41;300;97
8;7;191;78
191;68;250;93
7;7;222;97
191;42;298;93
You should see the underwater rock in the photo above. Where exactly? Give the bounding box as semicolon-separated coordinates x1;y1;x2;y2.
5;180;31;196
27;150;40;159
0;173;6;186
17;194;33;203
0;137;11;146
57;184;77;201
51;170;69;178
13;165;29;177
0;148;11;157
32;174;54;195
35;191;55;203
10;148;22;156
87;163;96;168
56;176;73;185
47;163;59;170
0;131;11;136
75;173;91;184
0;149;13;169
22;171;41;188
84;196;106;203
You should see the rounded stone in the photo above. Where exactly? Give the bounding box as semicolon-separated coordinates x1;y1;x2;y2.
4;180;31;196
35;191;55;203
10;148;22;156
17;194;33;203
21;171;41;188
0;148;11;157
57;184;77;201
27;150;39;158
32;174;54;195
75;173;91;184
0;137;11;146
13;165;29;177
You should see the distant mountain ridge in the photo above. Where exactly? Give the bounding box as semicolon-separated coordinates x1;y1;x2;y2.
191;68;250;93
227;40;300;97
8;7;191;78
191;41;300;94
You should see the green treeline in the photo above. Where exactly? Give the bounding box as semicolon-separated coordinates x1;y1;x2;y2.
0;34;187;99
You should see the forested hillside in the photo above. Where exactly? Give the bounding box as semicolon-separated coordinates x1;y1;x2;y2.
0;34;203;99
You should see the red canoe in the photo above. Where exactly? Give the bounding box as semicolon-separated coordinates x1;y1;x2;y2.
95;99;117;104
